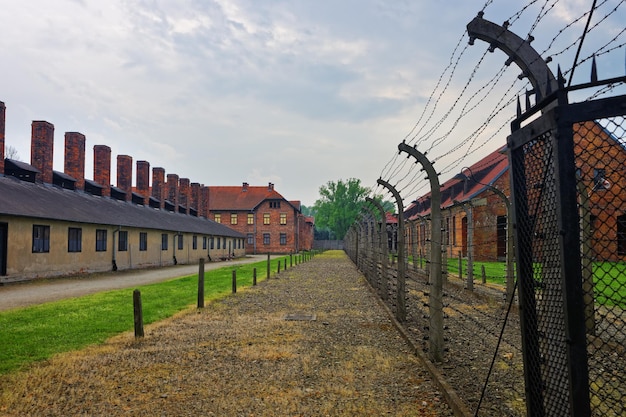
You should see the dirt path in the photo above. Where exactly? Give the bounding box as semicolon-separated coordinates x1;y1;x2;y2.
0;251;454;416
0;255;270;311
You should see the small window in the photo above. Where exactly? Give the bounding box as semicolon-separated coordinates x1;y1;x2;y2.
270;201;281;209
68;227;82;253
217;237;221;249
210;237;214;250
193;235;198;250
177;234;184;250
280;233;287;245
32;225;50;253
96;229;107;252
247;213;254;225
263;213;270;225
263;233;270;245
247;233;254;244
119;231;128;252
230;214;237;225
139;232;148;251
161;233;168;250
280;213;287;225
203;236;207;250
214;213;221;223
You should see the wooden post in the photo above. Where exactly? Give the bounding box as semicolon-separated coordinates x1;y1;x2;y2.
290;252;293;267
284;259;287;271
197;258;205;308
267;253;270;280
481;265;487;284
133;289;144;338
253;267;257;286
278;261;281;274
232;270;237;293
458;252;463;280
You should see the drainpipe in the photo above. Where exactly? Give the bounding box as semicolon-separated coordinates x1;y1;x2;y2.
112;226;120;271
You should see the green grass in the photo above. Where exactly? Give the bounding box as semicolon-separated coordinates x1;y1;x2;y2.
0;256;291;375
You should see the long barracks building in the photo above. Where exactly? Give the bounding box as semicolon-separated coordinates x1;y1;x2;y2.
0;101;313;283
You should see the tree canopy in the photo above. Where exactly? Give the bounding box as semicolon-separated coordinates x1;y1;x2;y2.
312;178;395;240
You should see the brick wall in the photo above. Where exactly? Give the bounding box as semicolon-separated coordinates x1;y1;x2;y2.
64;132;85;190
191;182;201;214
93;145;111;197
31;121;54;184
179;178;190;213
201;186;209;218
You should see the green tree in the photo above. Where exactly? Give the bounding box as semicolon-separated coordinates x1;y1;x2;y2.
313;178;371;240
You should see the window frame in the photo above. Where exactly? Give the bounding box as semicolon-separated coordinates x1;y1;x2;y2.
118;230;128;252
96;229;107;252
161;233;168;250
139;232;148;251
32;225;50;253
247;213;254;225
263;213;270;225
214;213;221;223
280;233;287;245
68;227;82;253
177;234;184;250
230;213;237;225
192;235;198;250
280;213;287;225
263;233;270;245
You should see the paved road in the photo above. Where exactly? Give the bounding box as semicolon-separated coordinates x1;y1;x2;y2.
0;255;272;311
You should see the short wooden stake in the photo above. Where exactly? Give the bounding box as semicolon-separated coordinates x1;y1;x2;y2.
197;258;205;308
267;253;270;280
481;265;487;284
232;270;237;293
133;289;144;338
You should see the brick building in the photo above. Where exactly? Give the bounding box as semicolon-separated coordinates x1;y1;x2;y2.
404;120;626;263
205;183;314;254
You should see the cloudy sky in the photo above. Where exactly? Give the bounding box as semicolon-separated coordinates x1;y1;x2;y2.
1;1;624;207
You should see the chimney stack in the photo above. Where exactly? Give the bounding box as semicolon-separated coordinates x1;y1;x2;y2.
0;102;5;175
152;167;165;208
31;121;54;184
242;182;249;192
191;182;201;213
64;132;85;190
201;185;209;218
93;145;111;197
268;182;274;191
116;154;132;201
136;160;150;204
166;173;179;208
179;178;190;213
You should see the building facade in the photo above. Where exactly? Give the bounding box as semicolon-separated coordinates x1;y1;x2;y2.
205;183;314;254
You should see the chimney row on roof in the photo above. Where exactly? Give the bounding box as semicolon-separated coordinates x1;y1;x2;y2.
31;121;54;184
64;132;85;191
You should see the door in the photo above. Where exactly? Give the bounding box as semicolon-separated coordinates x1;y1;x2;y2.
0;223;7;276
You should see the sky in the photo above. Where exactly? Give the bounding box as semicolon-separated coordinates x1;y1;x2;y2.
1;1;624;208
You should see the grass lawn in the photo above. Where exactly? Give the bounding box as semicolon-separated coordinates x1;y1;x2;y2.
0;255;292;375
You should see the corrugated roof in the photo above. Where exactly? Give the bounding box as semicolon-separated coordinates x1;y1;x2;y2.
207;185;297;211
0;175;244;237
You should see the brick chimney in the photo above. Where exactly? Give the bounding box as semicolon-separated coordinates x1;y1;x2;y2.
191;182;201;213
152;167;165;208
0;102;5;175
242;182;249;192
179;178;190;213
268;182;274;191
166;173;179;208
116;155;132;201
201;185;209;218
136;160;150;204
93;145;111;197
64;132;85;190
31;121;54;184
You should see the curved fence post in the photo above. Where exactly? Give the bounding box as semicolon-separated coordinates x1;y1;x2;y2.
398;141;443;362
366;197;389;300
377;178;406;322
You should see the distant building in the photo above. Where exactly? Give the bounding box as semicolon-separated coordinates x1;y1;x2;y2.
205;183;314;254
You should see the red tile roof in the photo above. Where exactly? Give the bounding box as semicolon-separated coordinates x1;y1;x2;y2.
405;146;508;219
207;184;295;211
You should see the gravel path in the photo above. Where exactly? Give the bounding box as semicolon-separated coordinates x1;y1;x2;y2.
0;255;269;311
0;251;454;416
